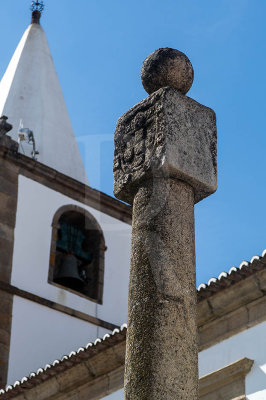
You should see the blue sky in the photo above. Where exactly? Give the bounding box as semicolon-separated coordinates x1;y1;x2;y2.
1;0;266;288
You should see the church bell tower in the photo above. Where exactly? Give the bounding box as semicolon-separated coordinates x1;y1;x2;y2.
0;1;131;389
0;1;88;183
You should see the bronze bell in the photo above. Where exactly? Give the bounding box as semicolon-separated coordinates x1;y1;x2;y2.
54;254;85;291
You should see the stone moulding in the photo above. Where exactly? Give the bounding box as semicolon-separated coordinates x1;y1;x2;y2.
0;330;254;400
198;254;266;350
0;142;132;225
199;358;254;400
0;281;118;332
0;326;127;400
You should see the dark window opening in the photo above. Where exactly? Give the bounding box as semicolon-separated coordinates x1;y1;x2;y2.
49;206;106;303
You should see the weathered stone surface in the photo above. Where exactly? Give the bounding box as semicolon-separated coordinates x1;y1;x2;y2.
114;87;217;204
0;134;18;152
141;48;194;95
124;178;198;399
0;143;18;389
0;116;12;136
114;50;217;400
0;291;13;389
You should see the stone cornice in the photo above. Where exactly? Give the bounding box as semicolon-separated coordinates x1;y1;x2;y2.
0;144;132;225
2;268;266;354
0;281;118;332
0;328;126;399
198;267;266;325
199;358;254;399
198;267;266;349
1;266;266;398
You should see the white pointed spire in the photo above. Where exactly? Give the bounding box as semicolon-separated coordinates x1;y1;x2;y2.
0;8;88;184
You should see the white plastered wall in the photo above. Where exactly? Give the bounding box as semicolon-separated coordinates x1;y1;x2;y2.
8;174;131;384
8;296;99;385
103;389;124;399
199;322;266;400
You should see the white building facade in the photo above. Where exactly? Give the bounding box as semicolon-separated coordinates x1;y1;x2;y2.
8;174;131;385
0;4;132;392
0;4;266;400
102;253;266;400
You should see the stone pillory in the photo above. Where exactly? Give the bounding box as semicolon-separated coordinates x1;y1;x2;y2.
114;49;217;205
113;48;217;399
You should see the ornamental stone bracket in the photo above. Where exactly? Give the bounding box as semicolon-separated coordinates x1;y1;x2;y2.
0;116;18;153
0;116;12;136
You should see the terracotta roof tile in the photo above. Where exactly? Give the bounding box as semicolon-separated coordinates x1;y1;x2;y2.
0;325;127;399
197;249;266;300
2;249;266;397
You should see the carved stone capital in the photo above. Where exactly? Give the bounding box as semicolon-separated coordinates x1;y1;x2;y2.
114;87;217;204
0;116;12;136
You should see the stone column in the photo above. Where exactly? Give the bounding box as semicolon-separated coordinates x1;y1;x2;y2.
114;48;217;399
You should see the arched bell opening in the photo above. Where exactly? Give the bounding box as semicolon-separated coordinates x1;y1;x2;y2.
49;205;106;303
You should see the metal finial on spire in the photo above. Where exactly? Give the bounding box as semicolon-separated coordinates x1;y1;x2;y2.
30;1;44;12
30;1;44;24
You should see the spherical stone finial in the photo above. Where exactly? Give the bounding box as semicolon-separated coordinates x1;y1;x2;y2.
141;48;194;95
